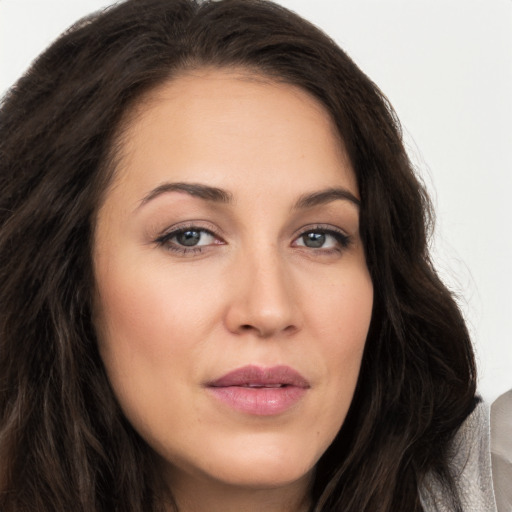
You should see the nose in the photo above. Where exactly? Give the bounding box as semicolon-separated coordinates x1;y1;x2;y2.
224;249;301;338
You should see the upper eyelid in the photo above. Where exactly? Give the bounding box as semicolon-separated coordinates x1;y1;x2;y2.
291;224;352;250
292;223;349;238
163;227;217;240
156;222;223;240
154;221;351;245
154;226;222;254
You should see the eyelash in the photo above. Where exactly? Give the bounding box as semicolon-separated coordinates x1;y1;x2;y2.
293;225;351;254
154;224;351;256
154;224;223;255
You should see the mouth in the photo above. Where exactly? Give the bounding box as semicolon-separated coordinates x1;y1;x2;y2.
206;365;310;416
237;383;287;388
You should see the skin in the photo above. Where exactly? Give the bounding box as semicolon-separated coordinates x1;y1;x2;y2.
93;68;374;512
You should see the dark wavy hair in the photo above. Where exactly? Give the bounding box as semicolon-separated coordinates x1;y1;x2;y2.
0;0;476;510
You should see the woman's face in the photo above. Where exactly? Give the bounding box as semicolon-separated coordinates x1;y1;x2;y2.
93;69;373;499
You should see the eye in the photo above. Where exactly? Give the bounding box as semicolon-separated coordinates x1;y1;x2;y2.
293;227;350;251
155;226;222;254
172;229;215;247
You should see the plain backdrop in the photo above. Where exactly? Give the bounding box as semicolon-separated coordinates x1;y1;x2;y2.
1;0;511;402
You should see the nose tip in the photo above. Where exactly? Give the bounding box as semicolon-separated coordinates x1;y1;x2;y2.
224;257;300;338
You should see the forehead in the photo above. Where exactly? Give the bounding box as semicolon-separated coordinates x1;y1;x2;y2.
110;68;357;204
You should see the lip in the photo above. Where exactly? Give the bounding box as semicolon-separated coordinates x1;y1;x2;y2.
206;365;310;416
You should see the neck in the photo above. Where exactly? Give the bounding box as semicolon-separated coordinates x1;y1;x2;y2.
164;469;312;512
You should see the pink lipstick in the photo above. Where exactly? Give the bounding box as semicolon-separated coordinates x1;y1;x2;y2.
206;365;309;416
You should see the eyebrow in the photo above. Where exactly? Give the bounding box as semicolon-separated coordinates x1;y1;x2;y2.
293;187;360;209
139;182;233;208
138;182;360;210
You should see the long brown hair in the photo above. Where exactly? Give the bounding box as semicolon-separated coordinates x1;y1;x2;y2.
0;1;476;510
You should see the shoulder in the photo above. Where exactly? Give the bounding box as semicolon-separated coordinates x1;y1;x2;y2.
491;389;512;512
420;399;498;511
447;399;497;512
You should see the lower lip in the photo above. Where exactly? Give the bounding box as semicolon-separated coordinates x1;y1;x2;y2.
207;386;307;416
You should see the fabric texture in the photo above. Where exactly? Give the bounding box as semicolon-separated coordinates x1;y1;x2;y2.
491;389;512;512
420;399;498;511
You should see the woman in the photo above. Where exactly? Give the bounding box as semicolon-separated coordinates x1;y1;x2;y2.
0;0;489;510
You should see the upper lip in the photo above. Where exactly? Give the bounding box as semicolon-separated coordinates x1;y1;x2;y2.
207;365;310;388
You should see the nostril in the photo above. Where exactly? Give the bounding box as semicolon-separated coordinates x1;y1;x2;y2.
236;322;298;337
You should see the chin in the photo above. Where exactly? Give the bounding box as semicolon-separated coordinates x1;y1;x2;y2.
221;460;313;489
190;435;321;490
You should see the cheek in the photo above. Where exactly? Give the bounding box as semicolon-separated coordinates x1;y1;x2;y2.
334;270;373;370
92;262;214;443
296;260;372;428
95;259;217;356
95;273;171;363
306;261;373;350
92;253;233;428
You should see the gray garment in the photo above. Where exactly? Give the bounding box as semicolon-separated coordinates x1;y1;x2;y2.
420;400;498;511
491;389;512;512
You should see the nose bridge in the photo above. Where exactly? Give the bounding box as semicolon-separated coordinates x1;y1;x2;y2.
225;242;299;337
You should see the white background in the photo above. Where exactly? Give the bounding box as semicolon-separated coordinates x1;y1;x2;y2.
1;0;511;402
